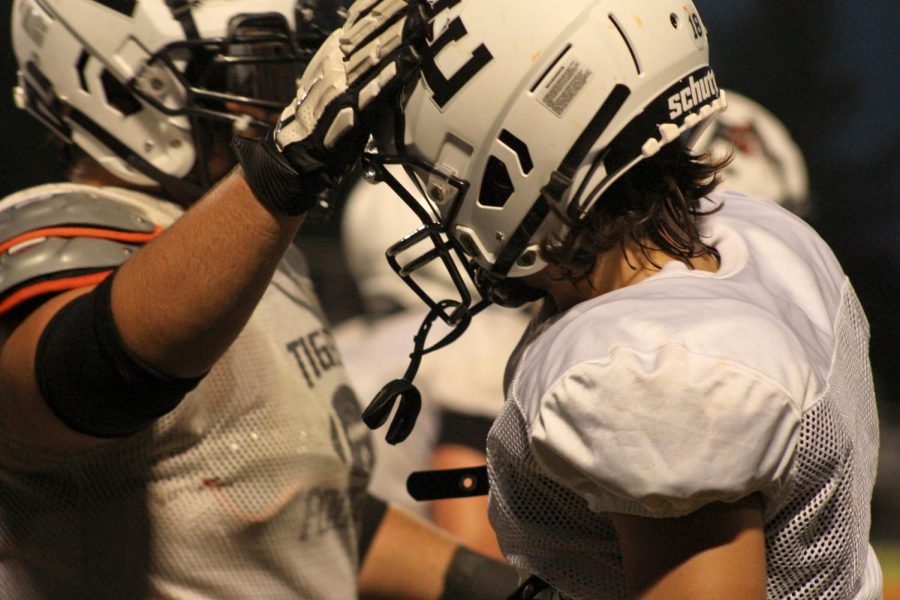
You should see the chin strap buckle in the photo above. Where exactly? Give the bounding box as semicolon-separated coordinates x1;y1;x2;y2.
362;298;474;444
406;466;488;501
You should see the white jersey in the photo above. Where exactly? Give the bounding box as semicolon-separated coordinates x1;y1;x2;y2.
335;304;528;514
0;185;373;599
487;192;881;599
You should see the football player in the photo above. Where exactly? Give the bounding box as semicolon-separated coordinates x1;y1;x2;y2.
332;88;813;565
346;0;881;598
1;0;516;597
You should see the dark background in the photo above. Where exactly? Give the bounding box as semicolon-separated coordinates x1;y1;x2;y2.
2;0;898;538
698;0;900;413
694;0;900;540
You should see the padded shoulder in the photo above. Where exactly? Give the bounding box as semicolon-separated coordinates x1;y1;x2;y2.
0;185;171;315
527;346;800;518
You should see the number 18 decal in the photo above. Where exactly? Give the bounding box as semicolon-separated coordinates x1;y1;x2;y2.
689;12;703;38
684;7;707;50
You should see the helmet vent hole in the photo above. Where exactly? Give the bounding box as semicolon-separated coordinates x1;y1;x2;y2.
94;0;137;17
101;70;142;116
530;43;572;93
458;232;480;258
670;13;680;29
499;129;534;174
76;51;90;92
479;156;515;208
608;14;642;75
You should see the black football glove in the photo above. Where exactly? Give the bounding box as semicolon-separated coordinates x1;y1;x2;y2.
234;0;427;216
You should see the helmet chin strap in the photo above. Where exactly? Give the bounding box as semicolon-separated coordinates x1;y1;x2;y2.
361;299;474;444
65;106;206;203
474;266;547;308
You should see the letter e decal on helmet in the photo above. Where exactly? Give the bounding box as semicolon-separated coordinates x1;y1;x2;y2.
420;14;493;109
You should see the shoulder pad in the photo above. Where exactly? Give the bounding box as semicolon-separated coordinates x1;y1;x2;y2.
0;188;165;315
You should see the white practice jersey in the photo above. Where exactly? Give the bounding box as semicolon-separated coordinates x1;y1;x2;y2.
488;192;881;599
0;185;373;599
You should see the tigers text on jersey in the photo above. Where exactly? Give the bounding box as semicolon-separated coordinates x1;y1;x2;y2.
487;192;881;599
0;185;373;599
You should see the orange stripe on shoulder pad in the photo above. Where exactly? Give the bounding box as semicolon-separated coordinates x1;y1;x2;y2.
0;226;163;255
0;271;113;315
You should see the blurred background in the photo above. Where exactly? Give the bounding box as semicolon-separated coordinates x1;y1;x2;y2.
2;0;898;593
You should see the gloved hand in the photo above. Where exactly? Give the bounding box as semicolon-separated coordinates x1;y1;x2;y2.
234;0;427;216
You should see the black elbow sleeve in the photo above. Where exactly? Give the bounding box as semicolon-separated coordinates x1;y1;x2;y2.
441;546;520;600
35;273;204;438
357;493;390;563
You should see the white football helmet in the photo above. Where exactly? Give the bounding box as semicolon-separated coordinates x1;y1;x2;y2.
365;0;726;314
695;90;810;216
11;0;343;201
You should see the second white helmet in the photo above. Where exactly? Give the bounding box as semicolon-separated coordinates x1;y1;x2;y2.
696;91;810;215
11;0;341;201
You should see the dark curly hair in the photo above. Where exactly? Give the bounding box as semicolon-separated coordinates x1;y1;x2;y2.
541;139;729;284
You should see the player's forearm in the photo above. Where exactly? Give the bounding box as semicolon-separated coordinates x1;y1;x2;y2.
359;505;518;600
0;170;305;449
430;444;504;561
111;168;305;378
359;505;457;600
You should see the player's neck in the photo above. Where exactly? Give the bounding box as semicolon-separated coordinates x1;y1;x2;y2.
541;242;718;313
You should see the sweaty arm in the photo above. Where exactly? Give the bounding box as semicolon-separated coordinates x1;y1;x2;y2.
430;411;503;561
358;503;518;600
0;0;429;450
0;171;304;450
607;494;766;600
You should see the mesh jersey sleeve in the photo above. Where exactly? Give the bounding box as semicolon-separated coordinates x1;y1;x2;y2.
527;345;802;518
